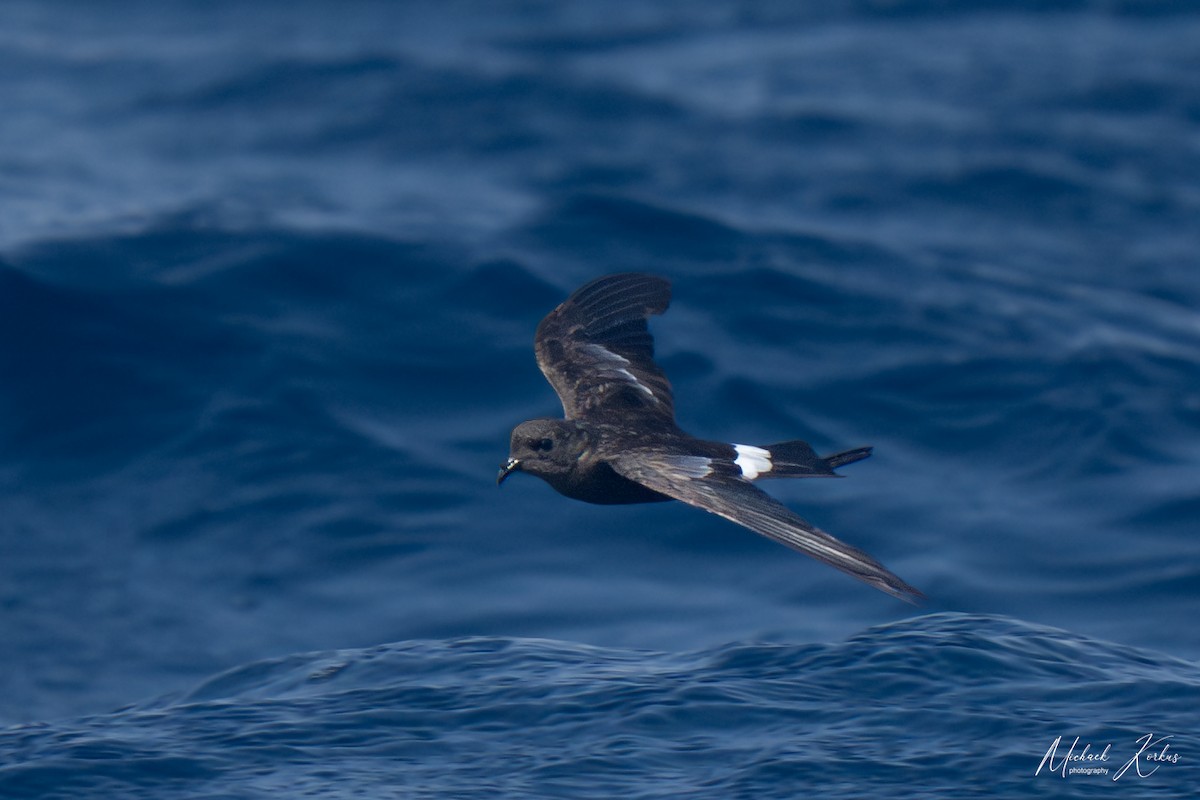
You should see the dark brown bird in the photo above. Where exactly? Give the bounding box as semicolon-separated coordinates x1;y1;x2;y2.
498;273;922;603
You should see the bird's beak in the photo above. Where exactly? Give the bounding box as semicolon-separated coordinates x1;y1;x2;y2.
497;457;521;486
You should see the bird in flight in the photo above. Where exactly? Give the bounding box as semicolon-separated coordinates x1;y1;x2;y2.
498;273;922;603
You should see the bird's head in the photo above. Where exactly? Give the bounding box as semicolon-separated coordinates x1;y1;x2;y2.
498;418;591;486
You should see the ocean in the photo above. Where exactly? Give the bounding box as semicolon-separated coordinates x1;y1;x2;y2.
1;1;1198;797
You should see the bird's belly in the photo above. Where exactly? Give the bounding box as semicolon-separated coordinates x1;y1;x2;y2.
561;461;672;505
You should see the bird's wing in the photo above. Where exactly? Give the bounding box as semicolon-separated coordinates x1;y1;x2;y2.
609;449;923;603
535;273;676;422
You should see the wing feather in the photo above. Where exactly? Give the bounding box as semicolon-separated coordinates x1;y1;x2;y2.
610;450;923;603
535;273;675;421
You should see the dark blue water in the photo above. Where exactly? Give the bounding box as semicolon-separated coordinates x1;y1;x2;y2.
2;1;1198;797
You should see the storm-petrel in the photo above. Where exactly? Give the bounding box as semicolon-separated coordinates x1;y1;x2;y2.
498;273;922;603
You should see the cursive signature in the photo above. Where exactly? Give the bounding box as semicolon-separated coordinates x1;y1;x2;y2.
1036;733;1180;781
1114;733;1179;780
1036;736;1111;777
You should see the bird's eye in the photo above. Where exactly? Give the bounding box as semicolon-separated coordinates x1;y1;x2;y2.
528;437;554;452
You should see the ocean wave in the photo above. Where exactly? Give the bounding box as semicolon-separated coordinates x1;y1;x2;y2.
1;614;1195;799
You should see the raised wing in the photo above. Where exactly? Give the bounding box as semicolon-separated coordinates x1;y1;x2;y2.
535;273;675;422
609;449;923;603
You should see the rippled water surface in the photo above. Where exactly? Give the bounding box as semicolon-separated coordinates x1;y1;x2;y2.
2;1;1198;797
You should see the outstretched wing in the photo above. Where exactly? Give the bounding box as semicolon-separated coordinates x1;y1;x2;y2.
609;449;923;603
535;273;675;422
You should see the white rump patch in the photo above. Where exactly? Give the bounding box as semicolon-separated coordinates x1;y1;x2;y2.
733;444;773;480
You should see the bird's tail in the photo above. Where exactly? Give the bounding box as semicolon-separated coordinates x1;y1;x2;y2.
739;441;873;480
746;439;832;478
823;445;873;470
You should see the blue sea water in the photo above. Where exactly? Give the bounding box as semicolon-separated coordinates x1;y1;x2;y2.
2;1;1199;797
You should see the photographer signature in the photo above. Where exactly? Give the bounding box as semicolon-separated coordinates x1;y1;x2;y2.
1036;733;1179;781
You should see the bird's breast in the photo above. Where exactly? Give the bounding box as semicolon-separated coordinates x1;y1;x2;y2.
556;460;672;505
